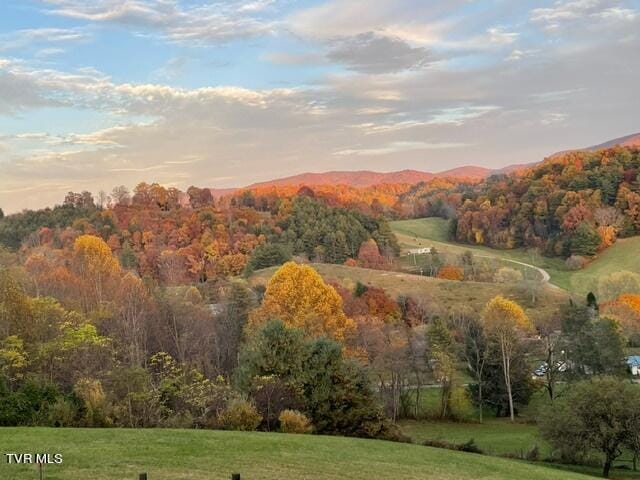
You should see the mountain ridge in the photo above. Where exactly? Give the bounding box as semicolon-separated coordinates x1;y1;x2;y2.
210;132;640;196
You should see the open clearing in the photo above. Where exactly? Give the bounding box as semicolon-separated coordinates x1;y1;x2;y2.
391;218;640;295
0;427;599;480
250;263;568;326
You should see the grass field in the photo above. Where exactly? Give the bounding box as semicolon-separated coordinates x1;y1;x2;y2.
398;418;544;456
249;263;568;326
0;427;603;480
390;218;640;295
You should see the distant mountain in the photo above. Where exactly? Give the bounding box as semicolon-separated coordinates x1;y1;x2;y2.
551;132;640;158
209;167;494;197
209;132;640;196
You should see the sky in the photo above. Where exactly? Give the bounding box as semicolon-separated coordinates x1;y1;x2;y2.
0;0;639;212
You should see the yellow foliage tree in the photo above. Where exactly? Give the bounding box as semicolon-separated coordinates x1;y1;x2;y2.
250;262;355;342
481;295;532;421
74;235;120;308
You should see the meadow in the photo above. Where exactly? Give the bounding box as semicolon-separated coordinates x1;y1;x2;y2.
390;217;640;295
0;427;603;480
250;262;568;328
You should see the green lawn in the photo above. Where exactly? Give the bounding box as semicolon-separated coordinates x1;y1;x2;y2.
398;419;640;479
0;427;599;480
391;218;640;295
398;418;544;456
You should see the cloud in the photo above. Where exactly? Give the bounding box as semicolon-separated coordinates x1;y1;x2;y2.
1;1;639;212
333;141;469;156
40;0;281;44
286;0;452;45
487;27;519;45
0;59;60;113
531;0;639;31
326;32;435;74
0;27;91;51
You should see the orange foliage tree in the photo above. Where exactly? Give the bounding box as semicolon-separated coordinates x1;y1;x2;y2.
357;239;389;270
604;294;640;342
250;262;355;342
437;265;464;281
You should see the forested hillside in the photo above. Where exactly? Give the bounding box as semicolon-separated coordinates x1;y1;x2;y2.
398;147;640;260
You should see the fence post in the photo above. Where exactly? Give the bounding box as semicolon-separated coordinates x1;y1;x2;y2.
139;473;148;480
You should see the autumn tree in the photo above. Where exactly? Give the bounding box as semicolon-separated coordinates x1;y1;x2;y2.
73;235;120;309
481;296;532;421
250;262;355;342
437;265;464;281
114;273;150;367
357;239;388;270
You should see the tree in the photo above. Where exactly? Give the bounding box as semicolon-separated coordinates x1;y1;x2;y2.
427;318;458;419
238;320;396;439
250;262;355;342
245;243;291;274
463;317;488;422
114;273;150;367
215;280;256;375
540;377;640;478
437;265;464;281
73;235;120;309
111;186;131;206
560;303;626;378
357;239;388;270
481;296;532;421
569;223;601;256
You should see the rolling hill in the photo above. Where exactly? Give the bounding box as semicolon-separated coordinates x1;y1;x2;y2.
390;217;640;296
249;263;568;327
0;428;598;480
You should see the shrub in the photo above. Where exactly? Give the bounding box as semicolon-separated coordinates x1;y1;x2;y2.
448;387;474;421
422;438;484;455
494;267;523;283
251;376;302;431
437;265;464;281
217;398;262;431
48;397;79;427
526;445;540;462
279;409;312;434
565;255;587;271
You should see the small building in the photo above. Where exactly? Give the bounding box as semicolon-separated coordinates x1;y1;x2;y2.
408;247;432;255
627;356;640;376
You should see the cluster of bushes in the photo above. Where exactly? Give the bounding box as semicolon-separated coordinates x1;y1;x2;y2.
422;438;483;455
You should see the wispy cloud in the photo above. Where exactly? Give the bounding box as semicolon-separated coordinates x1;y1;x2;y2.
0;27;91;51
40;0;281;44
334;141;469;156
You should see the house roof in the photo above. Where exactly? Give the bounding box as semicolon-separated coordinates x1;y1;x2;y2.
627;356;640;367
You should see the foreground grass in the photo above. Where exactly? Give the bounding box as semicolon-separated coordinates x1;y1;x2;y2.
0;427;598;480
390;218;640;294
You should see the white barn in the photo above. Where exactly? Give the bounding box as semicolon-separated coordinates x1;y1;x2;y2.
408;247;433;255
